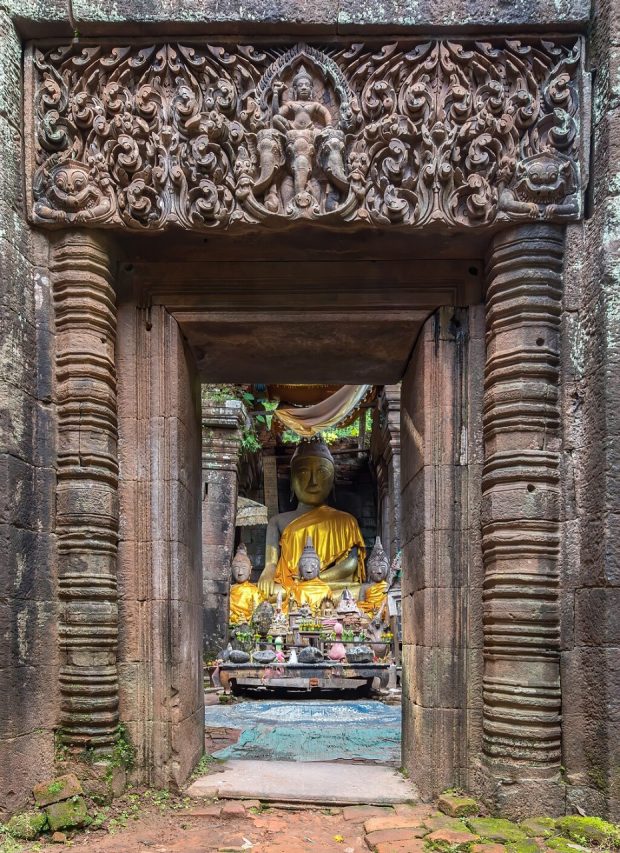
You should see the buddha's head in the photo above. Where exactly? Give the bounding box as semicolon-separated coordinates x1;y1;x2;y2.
292;65;314;101
367;537;389;583
290;438;334;506
298;536;321;581
231;543;252;583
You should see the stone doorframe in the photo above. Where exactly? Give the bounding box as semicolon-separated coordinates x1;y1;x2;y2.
29;32;587;812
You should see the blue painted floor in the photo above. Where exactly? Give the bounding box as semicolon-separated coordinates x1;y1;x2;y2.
205;700;401;764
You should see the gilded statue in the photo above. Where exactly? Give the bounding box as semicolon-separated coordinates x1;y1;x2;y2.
359;537;389;618
258;439;366;598
229;543;263;624
290;536;333;613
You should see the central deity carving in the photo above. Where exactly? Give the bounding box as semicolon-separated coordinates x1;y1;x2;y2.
237;44;362;219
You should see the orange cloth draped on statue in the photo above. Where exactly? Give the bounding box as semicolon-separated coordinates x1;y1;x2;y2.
359;580;388;616
229;581;263;624
274;505;366;589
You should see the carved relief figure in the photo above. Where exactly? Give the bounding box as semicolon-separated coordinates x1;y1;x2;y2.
253;58;351;214
258;439;366;599
229;543;263;625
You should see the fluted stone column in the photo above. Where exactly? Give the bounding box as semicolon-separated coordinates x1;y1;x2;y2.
482;224;564;813
52;233;119;749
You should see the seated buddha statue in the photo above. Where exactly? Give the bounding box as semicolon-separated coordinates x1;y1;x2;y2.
229;543;263;625
359;537;389;618
258;438;366;599
290;536;333;613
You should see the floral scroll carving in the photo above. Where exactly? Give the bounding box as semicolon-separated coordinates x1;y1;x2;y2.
29;39;583;231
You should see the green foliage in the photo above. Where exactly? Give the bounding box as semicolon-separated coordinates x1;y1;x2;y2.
53;729;69;762
110;724;137;773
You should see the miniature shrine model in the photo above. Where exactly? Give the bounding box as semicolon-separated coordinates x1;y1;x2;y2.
216;432;400;697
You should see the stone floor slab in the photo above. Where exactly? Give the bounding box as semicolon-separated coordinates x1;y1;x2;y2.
187;760;417;805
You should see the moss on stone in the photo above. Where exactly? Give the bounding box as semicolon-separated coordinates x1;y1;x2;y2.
438;793;480;818
5;810;47;840
546;836;590;853
45;796;92;832
555;817;620;848
466;819;527;844
520;818;556;838
506;839;544;853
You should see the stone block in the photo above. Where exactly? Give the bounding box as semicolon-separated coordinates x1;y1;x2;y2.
465;819;527;843
364;815;426;833
0;525;55;602
45;797;91;831
366;827;428;848
373;841;426;853
0;729;55;818
574;588;620;645
170;706;204;788
220;801;246;818
426;828;481;849
336;0;589;31
342;805;393;821
437;793;479;818
402;705;465;796
5;810;47;839
411;644;476;717
33;774;82;807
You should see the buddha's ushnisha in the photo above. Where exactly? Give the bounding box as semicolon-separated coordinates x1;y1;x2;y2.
258;438;366;599
229;543;263;624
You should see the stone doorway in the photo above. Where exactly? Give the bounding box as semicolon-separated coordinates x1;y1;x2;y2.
50;221;566;815
92;225;486;793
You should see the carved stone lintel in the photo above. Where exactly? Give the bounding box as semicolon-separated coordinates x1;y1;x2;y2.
52;232;119;749
28;38;583;231
482;224;563;777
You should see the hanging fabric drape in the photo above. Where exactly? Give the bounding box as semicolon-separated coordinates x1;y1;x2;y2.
274;384;372;437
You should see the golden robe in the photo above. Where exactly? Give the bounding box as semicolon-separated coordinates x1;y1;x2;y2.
275;504;366;590
229;581;262;624
359;580;388;616
291;577;333;612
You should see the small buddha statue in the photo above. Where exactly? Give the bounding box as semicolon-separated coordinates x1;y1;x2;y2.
359;537;389;618
258;438;366;599
290;536;333;613
229;543;263;625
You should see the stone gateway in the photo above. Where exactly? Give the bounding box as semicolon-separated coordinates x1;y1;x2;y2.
1;0;619;829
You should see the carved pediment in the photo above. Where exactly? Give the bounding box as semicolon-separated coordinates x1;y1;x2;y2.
27;38;584;231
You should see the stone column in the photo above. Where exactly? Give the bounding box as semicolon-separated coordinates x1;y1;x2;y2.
202;401;246;656
482;224;564;813
52;232;119;749
378;384;401;561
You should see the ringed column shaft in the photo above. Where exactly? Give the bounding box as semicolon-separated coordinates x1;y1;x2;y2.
52;232;119;749
482;225;563;778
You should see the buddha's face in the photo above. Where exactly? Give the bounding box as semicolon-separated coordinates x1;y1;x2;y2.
299;555;321;581
232;559;251;583
368;559;388;583
291;456;334;506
